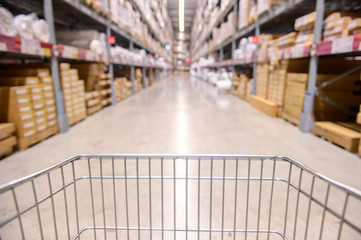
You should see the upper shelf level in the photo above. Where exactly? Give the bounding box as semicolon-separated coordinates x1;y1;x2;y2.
1;0;172;63
191;0;361;62
196;33;361;68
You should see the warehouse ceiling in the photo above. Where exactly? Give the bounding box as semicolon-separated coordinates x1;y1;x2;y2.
167;0;198;65
166;0;197;35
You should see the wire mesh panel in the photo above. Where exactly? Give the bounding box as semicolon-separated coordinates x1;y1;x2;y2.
0;154;360;240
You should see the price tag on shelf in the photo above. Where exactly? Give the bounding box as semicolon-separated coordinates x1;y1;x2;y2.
21;38;41;55
291;45;305;59
43;48;51;57
0;42;7;52
331;36;353;54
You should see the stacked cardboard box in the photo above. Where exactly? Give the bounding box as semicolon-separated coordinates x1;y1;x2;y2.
237;74;250;100
255;63;269;99
267;62;288;115
60;63;87;125
295;12;316;46
0;67;59;150
258;34;278;61
248;0;257;23
238;0;250;29
114;77;133;101
71;63;104;92
257;0;283;16
277;32;297;49
84;91;101;115
135;68;143;92
0;85;58;150
232;73;241;96
323;12;361;41
0;123;16;158
246;79;253;101
114;78;123;102
96;72;112;108
147;69;155;86
282;73;308;125
348;18;361;35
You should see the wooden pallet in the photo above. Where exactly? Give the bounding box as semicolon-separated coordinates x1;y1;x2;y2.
17;124;59;151
313;122;361;152
281;112;300;126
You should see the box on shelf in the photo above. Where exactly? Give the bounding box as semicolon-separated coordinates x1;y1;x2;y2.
255;63;269;99
237;74;250;100
60;65;87;125
294;12;316;31
257;0;283;16
348;18;361;35
282;73;308;125
246;79;253;101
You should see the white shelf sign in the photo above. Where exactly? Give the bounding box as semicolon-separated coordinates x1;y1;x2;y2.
331;36;354;54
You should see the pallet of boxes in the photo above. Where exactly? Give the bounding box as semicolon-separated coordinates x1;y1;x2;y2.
114;68;134;98
59;63;87;126
96;72;112;108
323;12;361;41
135;68;143;92
114;77;132;101
69;63;104;114
0;68;58;151
85;91;101;115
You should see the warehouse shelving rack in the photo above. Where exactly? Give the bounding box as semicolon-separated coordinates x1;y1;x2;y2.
192;0;361;132
0;0;172;133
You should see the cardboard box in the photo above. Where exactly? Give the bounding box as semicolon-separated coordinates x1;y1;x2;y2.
250;95;277;117
31;93;44;101
34;109;46;117
60;63;71;71
0;136;17;158
32;100;45;110
313;122;361;152
47;112;57;121
0;123;15;141
295;12;316;31
0;77;40;86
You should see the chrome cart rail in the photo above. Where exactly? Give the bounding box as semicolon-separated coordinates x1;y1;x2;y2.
0;154;360;240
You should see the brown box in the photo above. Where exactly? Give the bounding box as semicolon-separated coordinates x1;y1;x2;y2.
32;99;45;110
31;93;44;101
250;95;277;117
0;123;15;141
0;76;40;86
313;122;361;152
0;136;17;158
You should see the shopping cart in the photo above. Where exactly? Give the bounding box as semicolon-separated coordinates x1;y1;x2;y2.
0;154;360;240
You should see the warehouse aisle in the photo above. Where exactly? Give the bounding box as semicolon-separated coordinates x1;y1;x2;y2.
0;74;360;190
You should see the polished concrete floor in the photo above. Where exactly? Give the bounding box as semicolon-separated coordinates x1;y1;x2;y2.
0;73;361;239
1;73;360;188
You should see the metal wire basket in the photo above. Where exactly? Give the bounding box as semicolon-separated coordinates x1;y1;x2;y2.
0;154;360;240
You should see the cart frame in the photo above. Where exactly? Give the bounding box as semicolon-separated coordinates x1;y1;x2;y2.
0;154;360;240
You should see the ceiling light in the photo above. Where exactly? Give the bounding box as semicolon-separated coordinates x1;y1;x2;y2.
179;0;184;32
